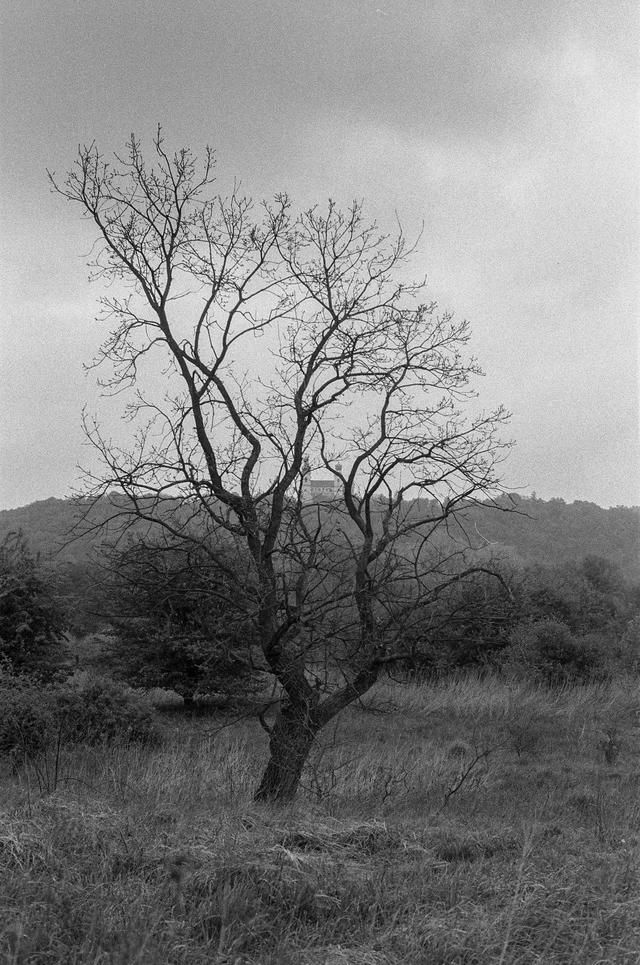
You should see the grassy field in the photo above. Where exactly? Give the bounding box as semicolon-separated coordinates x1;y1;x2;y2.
1;673;639;964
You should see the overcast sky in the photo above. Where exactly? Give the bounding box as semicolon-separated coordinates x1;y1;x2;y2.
1;0;638;510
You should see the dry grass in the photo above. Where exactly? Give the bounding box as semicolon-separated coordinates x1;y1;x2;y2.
1;673;639;963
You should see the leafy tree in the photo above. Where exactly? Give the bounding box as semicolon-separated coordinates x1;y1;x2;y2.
102;536;261;703
519;557;632;637
0;532;68;675
51;131;510;800
390;566;518;677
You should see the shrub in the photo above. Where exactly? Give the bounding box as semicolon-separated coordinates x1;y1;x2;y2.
617;616;640;672
501;619;610;685
0;665;55;763
0;668;160;764
54;673;160;745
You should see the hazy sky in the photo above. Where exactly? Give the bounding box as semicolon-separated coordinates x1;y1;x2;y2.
1;0;638;509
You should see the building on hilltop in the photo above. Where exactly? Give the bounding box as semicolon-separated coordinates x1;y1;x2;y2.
302;459;342;502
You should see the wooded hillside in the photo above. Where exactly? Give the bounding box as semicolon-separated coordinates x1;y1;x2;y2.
1;494;638;580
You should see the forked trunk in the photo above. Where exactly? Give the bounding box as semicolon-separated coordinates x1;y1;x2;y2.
254;701;320;803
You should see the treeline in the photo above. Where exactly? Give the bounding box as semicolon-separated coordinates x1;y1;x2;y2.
2;525;639;697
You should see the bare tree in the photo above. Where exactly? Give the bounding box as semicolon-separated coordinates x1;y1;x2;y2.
50;130;511;801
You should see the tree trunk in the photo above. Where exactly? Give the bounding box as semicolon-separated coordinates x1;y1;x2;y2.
254;701;319;803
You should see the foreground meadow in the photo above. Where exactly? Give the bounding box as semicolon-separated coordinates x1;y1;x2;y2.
1;674;639;964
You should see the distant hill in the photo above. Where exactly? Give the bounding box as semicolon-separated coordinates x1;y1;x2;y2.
0;497;124;564
1;493;638;582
